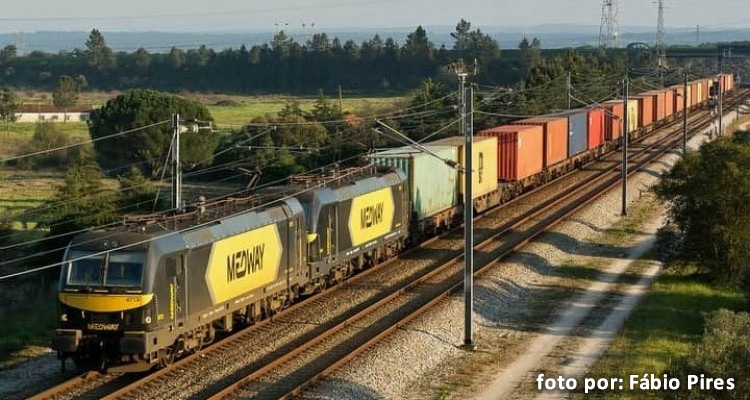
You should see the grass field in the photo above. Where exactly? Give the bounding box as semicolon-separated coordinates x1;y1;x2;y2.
0;122;90;159
204;94;408;124
581;267;748;399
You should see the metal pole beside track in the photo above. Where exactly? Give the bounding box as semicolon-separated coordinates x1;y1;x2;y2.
683;74;688;153
172;113;182;212
621;78;628;217
460;74;476;350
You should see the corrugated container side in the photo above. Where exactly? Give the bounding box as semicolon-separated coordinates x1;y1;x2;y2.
479;125;543;182
424;136;498;199
601;100;623;140
632;95;653;128
685;85;692;108
674;86;685;113
654;90;667;121
562;110;588;157
696;82;703;105
587;108;605;149
511;117;568;168
665;88;675;117
370;146;458;220
626;100;639;133
690;82;699;106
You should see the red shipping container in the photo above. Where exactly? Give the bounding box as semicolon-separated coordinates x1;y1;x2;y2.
587;108;605;149
601;100;624;141
479;125;543;182
511;116;568;168
631;95;654;128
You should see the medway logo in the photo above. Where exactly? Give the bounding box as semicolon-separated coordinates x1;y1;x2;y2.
226;244;266;282
360;202;384;229
87;323;119;331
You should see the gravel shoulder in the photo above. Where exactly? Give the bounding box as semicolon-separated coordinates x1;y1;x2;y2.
304;113;739;400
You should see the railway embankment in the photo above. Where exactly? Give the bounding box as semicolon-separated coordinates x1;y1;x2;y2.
303;106;744;399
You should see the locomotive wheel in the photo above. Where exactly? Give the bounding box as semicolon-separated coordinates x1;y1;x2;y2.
159;346;175;368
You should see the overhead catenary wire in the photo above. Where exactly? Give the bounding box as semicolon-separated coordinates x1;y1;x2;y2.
0;120;171;164
0;116;464;275
0;162;380;281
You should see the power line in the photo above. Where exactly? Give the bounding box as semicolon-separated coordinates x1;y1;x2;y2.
0;120;170;164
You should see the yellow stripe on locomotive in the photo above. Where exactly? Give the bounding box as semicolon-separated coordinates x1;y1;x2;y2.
348;187;396;246
204;223;283;305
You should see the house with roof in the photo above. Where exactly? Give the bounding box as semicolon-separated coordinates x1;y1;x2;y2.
15;104;93;123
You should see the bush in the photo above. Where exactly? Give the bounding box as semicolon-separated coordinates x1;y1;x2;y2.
89;89;218;177
666;309;750;399
656;137;750;286
16;122;70;169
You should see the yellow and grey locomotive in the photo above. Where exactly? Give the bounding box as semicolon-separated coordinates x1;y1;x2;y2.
52;166;409;371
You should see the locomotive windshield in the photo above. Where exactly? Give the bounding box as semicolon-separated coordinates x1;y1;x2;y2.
66;250;145;288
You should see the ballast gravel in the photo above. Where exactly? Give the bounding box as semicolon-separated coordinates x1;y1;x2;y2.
303;116;735;400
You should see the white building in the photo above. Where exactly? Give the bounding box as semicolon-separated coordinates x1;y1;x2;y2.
15;104;92;123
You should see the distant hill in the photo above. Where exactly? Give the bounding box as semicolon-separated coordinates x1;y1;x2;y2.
2;26;749;53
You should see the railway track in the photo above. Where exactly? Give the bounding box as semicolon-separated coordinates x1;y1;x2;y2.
28;92;746;400
204;93;748;400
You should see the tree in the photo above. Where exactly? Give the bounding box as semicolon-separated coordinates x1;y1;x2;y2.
85;29;116;71
134;47;150;71
0;45;16;65
52;75;78;111
88;89;218;177
17;122;69;169
41;149;119;252
403;26;433;61
117;167;159;212
169;47;185;69
656;135;750;286
451;19;472;52
667;310;750;399
0;87;18;132
519;37;542;78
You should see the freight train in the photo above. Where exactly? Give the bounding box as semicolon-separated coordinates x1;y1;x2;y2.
52;73;735;372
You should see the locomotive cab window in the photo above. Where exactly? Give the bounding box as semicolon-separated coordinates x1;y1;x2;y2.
105;252;145;287
67;251;104;286
65;250;145;288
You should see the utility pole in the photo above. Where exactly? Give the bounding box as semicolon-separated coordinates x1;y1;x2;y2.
718;74;724;136
683;74;688;153
459;72;475;350
172;113;182;211
567;72;572;109
621;78;629;217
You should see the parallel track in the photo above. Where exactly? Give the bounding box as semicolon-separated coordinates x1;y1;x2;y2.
207;92;748;400
29;92;747;400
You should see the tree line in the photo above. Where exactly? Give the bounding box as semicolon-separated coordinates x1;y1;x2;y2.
0;20;708;95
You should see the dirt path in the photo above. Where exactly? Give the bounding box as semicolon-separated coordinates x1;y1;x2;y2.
474;216;663;400
533;259;662;400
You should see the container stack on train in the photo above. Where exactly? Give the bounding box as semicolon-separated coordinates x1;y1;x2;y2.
52;73;736;372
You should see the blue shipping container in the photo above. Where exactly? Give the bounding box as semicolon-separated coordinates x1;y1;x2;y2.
564;110;588;157
369;146;458;221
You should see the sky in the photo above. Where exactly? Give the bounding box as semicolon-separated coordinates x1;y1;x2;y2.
1;0;748;33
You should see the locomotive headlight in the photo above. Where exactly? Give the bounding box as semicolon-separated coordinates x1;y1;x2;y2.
60;313;68;322
144;316;152;324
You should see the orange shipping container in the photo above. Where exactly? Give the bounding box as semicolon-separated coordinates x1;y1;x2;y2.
645;90;667;122
479;125;543;182
601;100;624;141
511;116;568;168
631;95;654;128
665;88;675;117
674;86;685;113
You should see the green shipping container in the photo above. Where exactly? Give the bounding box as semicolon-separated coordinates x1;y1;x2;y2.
369;146;459;221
